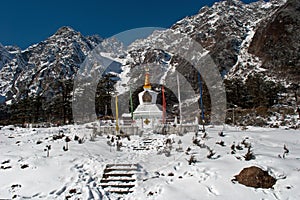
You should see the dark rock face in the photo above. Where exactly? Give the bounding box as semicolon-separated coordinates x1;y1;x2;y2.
234;166;277;189
249;0;300;82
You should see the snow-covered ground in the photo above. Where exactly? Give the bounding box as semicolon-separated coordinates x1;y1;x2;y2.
0;124;300;199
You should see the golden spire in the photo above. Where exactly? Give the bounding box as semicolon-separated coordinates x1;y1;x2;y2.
143;67;151;90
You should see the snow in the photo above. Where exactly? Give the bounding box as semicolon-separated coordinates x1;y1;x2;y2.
115;63;132;95
5;99;12;105
0;124;300;199
261;2;273;9
100;52;127;66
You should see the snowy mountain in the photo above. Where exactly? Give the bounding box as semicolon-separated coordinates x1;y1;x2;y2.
0;0;299;127
112;0;298;126
172;0;281;74
0;26;102;99
0;27;103;124
1;1;300;199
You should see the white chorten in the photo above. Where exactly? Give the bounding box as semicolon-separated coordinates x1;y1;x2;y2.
133;67;162;129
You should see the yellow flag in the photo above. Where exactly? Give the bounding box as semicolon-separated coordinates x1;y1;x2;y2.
115;95;119;132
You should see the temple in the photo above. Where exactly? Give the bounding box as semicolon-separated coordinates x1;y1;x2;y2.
133;67;162;129
99;67;198;135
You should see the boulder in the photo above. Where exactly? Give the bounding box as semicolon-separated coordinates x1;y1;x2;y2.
234;166;276;189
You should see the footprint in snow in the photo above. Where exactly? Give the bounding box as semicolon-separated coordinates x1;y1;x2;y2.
55;186;67;195
206;185;219;196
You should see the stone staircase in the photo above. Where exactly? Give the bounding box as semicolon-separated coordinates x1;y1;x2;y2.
100;164;139;194
133;138;157;151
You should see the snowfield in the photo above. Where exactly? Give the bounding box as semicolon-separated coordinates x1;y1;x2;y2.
0;124;299;199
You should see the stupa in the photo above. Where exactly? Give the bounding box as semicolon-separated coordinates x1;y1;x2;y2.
133;67;162;129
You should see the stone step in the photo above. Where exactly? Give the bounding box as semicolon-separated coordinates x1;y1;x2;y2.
106;164;138;168
133;147;146;150
100;183;135;188
104;168;137;173
100;178;135;183
105;170;136;174
100;163;139;195
142;140;154;144
102;173;134;179
104;188;134;194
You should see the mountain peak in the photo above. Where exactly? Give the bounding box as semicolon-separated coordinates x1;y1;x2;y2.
50;26;82;40
55;26;77;35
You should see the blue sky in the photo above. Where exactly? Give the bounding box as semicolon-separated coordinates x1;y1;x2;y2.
1;0;258;49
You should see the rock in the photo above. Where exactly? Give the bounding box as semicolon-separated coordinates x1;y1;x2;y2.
234;166;277;188
249;0;300;82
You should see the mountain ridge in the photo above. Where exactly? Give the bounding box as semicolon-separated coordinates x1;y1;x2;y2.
0;0;298;127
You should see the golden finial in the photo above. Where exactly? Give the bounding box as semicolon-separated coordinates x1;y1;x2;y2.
143;66;151;90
